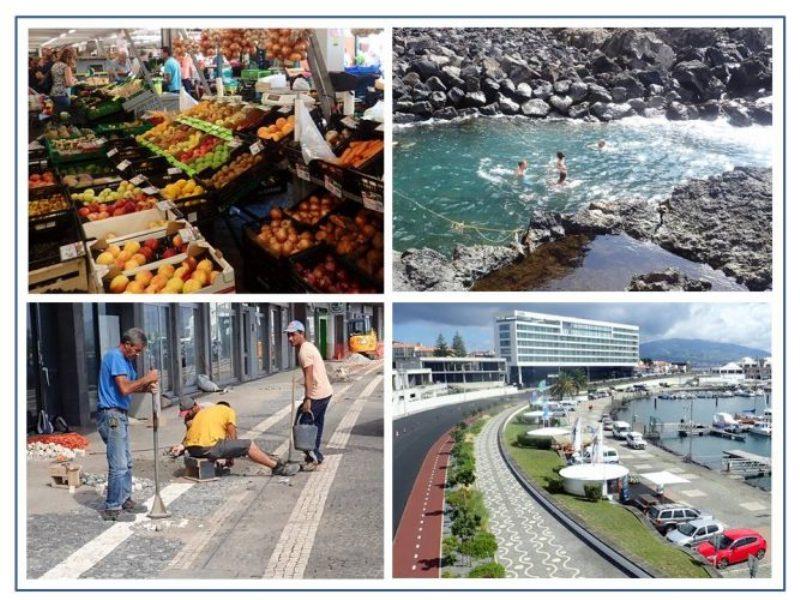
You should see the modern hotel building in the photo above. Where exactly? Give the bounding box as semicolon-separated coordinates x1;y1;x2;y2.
494;311;640;386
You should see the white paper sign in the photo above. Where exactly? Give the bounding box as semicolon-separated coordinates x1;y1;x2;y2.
130;174;146;185
250;141;263;155
116;159;131;171
59;242;84;262
295;163;310;181
142;186;159;195
324;175;342;198
106;148;119;158
168;167;182;175
178;227;196;243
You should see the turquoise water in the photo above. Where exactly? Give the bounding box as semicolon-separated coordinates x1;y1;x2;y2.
393;116;773;251
616;395;772;484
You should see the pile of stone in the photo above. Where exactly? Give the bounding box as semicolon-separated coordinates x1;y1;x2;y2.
626;268;712;291
393;27;772;126
82;472;155;497
26;442;85;461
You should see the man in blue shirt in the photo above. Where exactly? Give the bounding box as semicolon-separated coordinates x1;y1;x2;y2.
161;46;182;93
97;328;159;521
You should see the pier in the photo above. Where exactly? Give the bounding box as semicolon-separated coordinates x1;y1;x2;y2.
723;449;772;477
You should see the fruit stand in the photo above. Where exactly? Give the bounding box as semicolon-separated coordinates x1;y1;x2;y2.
27;95;384;294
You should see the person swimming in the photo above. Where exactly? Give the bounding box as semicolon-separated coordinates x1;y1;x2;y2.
555;151;567;185
516;159;528;177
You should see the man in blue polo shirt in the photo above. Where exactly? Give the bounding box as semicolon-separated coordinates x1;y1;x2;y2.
97;328;159;521
161;46;182;93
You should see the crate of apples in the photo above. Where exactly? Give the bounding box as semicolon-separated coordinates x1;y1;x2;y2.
107;255;223;294
205;153;263;190
314;210;383;258
292;253;377;294
255;215;316;258
282;194;338;227
77;195;157;222
28;171;57;189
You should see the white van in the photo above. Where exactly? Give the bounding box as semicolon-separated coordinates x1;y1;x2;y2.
612;421;632;440
625;431;648;450
583;447;620;464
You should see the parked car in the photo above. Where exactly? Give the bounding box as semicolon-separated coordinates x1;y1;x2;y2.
625;431;648;450
601;414;613;430
696;529;767;569
583;447;620;464
666;519;725;547
646;504;712;533
612;421;632;440
561;399;577;411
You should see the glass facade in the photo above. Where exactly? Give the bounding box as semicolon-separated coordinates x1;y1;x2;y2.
210;303;236;384
496;311;639;367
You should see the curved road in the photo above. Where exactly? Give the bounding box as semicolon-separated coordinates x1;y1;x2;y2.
475;406;625;578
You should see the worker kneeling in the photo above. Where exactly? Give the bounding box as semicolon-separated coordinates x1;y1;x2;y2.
179;397;299;476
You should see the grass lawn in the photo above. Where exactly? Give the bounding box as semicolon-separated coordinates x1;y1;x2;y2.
503;420;710;578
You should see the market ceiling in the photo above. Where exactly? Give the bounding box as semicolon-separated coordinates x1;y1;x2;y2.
28;28;159;50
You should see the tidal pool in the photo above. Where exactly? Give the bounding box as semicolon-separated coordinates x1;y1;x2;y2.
393;115;772;252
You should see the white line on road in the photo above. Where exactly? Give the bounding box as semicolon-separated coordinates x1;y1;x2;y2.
41;483;194;579
263;374;382;579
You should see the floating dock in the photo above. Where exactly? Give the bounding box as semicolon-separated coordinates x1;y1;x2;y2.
723;449;771;477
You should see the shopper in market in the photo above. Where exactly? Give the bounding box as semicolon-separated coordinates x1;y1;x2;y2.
109;48;133;82
179;51;196;96
31;48;54;94
178;398;300;476
49;47;77;111
160;45;183;93
97;328;160;522
286;321;333;471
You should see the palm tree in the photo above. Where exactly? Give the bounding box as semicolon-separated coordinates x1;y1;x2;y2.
550;371;580;402
568;369;588;393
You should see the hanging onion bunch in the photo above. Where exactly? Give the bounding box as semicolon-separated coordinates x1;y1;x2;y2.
172;37;199;58
197;28;310;63
264;28;311;64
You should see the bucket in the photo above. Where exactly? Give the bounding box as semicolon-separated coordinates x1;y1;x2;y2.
293;411;318;451
151;77;163;95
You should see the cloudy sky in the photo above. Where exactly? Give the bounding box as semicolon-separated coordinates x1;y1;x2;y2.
393;303;773;352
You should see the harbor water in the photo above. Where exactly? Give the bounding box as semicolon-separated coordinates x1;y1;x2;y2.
394;116;772;252
615;394;772;489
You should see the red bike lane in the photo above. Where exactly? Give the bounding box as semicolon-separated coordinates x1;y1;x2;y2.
392;428;454;578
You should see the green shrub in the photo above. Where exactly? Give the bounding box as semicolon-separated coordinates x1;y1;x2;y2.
460;531;498;560
546;475;565;494
451;511;481;542
468;562;506;578
441;570;459;578
584;483;603;502
441;535;459;566
516;433;552;449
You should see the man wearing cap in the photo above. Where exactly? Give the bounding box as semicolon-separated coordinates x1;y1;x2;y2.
97;328;160;522
285;320;333;470
179;397;299;476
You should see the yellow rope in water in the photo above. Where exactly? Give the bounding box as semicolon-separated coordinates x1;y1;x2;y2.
394;190;524;245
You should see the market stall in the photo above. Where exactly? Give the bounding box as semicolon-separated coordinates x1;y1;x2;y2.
27;27;385;294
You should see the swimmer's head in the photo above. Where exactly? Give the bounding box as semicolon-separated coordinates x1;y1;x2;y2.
556;151;565;159
598;140;606;148
518;160;527;168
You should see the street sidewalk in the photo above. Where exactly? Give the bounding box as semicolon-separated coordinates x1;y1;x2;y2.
25;358;384;581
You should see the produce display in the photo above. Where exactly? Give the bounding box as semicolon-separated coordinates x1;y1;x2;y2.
30;193;70;217
193;29;310;63
254;215;316;257
280;193;338;226
204;153;263;189
182;101;264;132
336;140;383;168
28;171;57;189
293;254;377;294
48;137;105;158
160;179;206;200
71;180;147;204
77;195;158;222
315;210;383;257
137;122;231;170
256;115;295;142
44;124;95;141
94;236;188;271
106;79;143;99
107;254;222;294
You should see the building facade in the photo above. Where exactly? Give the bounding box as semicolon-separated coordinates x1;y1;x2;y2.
26;302;383;430
494;311;639;386
419;357;507;389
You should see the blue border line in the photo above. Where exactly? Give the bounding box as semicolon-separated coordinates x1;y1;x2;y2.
15;14;787;593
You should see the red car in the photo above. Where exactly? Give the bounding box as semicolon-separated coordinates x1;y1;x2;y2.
696;528;767;569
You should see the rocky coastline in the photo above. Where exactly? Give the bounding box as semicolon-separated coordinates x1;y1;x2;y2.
393;27;772;127
394;167;772;292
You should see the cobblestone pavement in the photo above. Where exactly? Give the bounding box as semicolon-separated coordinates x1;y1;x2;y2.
475;406;624;578
26;361;383;581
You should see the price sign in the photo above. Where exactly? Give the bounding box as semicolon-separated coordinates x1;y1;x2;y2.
227;138;242;149
129;174;146;185
250;141;263;155
106;147;119;158
96;137;108;144
188;211;198;223
324;175;342;198
142;186;159;195
34;221;56;232
178;227;197;243
168;167;182;175
156;200;173;211
295;163;310;181
59;242;84;262
361;193;383;213
116;159;131;171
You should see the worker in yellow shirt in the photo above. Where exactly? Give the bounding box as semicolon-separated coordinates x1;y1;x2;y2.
179;398;299;476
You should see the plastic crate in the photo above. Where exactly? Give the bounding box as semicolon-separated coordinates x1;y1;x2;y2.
288;244;381;294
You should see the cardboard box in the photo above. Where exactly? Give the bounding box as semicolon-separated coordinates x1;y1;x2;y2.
81;204;181;241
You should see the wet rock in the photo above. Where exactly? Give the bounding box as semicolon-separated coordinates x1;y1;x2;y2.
396;245;520;291
481;77;501;102
600;29;676;71
446;87;465;107
521;98;550;117
409;101;433;117
410;59;441;80
672;60;725;101
532;81;553;98
393;113;419;124
723;104;753;127
553;80;571;94
548;95;573;114
463;90;487;108
749;101;772;125
666;101;691;121
515;82;533;100
611;86;628;103
728;56;771;95
569;80;589;101
626;268;712;291
589;101;634;121
478;103;500;116
497;94;521;115
432;106;458;120
429;91;447;109
426;76;447;92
